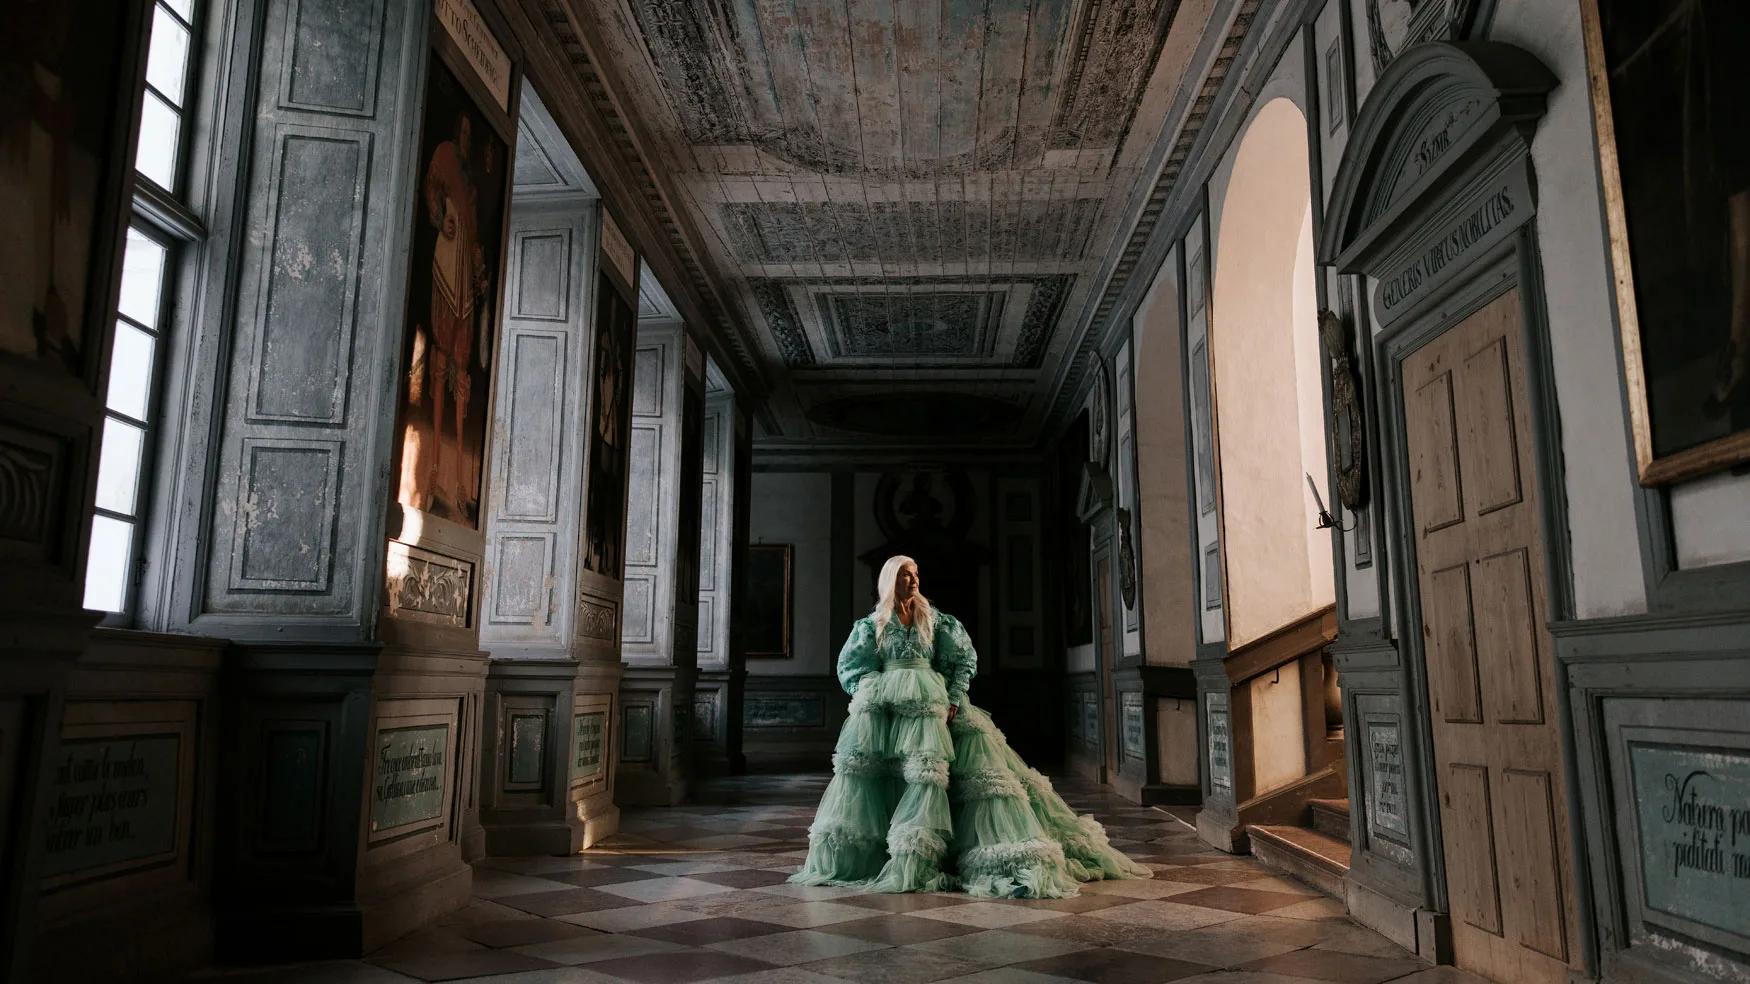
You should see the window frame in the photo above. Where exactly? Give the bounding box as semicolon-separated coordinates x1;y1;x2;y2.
86;0;210;624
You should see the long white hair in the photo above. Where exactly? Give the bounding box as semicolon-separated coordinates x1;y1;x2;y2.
872;554;934;649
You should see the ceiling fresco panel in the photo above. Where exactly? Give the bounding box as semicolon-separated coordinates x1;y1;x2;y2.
582;0;1211;450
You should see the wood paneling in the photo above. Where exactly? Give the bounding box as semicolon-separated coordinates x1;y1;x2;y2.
1403;288;1577;984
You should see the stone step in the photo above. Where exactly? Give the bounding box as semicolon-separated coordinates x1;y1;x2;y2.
1309;797;1350;840
1248;824;1351;899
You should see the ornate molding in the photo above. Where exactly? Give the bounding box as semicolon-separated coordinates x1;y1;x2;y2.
1320;308;1369;512
577;595;617;641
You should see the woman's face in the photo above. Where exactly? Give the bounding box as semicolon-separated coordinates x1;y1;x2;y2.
893;563;919;601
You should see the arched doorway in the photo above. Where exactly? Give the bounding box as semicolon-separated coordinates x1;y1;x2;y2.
1199;96;1344;835
1210;96;1334;654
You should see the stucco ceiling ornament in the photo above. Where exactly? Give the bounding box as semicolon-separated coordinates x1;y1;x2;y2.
1367;0;1485;75
1320;308;1369;513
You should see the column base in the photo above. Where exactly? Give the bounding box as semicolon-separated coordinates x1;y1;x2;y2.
218;856;472;961
1346;877;1453;963
1112;774;1201;806
580;788;621;848
483;818;585;857
1196;807;1248;853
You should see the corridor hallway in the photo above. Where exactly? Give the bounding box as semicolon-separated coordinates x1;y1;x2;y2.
190;776;1462;984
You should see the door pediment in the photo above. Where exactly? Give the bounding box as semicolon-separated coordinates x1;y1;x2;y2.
1319;43;1556;283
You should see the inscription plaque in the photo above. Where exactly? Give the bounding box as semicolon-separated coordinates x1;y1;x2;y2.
571;711;604;781
508;712;545;785
370;724;448;834
1207;696;1232;794
434;0;510;111
1630;742;1750;938
41;736;180;877
1375;169;1529;324
744;695;825;729
622;704;653;760
1121;692;1145;763
1367;720;1408;838
1080;691;1099;748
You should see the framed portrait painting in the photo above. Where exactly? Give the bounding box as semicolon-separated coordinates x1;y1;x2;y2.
395;39;515;529
0;1;145;379
1583;0;1750;484
581;270;637;578
745;544;792;658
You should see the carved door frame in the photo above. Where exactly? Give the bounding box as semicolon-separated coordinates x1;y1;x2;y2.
1318;40;1596;977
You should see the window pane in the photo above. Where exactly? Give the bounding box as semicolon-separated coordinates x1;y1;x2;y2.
95;418;146;515
136;91;180;189
146;5;191;106
118;229;167;326
84;515;135;613
162;0;194;21
107;322;157;420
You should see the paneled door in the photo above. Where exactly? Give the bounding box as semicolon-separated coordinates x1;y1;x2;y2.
1402;287;1577;984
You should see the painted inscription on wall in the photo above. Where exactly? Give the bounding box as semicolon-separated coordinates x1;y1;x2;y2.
1367;721;1408;838
1631;742;1750;936
1121;692;1145;763
1376;170;1528;322
434;0;510;111
572;711;605;782
508;713;545;786
1207;696;1232;794
744;695;826;729
371;724;448;834
41;736;180;876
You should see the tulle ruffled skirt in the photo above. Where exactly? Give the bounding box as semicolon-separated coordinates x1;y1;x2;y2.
788;660;1152;898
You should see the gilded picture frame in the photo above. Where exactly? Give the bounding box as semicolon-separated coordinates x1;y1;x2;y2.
1580;0;1750;484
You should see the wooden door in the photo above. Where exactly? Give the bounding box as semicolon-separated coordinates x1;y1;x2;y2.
1098;564;1116;779
1402;288;1576;984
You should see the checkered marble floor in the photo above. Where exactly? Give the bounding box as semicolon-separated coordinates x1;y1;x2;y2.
192;774;1486;984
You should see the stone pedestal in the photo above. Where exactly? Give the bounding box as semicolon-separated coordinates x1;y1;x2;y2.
480;659;589;855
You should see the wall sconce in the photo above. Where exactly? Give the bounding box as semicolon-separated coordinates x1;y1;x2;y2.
1306;473;1354;532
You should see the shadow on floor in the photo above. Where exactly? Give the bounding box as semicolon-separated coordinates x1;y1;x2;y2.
188;774;1486;984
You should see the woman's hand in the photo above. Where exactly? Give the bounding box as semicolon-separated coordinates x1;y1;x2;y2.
946;704;958;723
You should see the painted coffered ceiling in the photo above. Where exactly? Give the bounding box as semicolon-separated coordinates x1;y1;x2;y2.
571;0;1229;455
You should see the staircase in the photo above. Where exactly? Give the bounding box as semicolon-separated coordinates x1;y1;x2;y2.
1248;798;1351;898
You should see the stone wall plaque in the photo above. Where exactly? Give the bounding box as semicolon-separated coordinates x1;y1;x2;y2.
571;711;605;782
1121;692;1145;763
744;694;825;729
1207;695;1232;794
370;724;449;834
692;694;716;742
1629;741;1750;939
40;736;181;877
1366;720;1408;838
507;712;545;786
621;704;653;761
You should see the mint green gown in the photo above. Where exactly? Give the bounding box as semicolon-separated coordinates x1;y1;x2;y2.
789;611;1152;898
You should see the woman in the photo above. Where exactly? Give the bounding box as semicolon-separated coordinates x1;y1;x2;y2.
790;555;1151;898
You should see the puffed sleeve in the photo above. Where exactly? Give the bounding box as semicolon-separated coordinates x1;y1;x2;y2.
932;613;978;707
836;618;880;696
